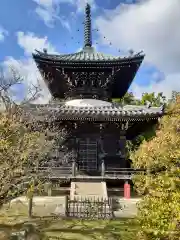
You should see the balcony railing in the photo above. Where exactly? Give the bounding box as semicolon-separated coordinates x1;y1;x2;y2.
27;163;146;179
104;168;145;179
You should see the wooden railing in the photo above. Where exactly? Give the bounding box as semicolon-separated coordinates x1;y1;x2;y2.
100;160;145;177
27;164;146;179
27;166;73;177
105;167;145;174
104;168;145;179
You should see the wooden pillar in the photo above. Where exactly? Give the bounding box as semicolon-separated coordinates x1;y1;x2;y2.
101;159;105;177
124;180;131;199
99;123;106;175
119;132;126;158
64;195;68;217
72;161;76;177
47;183;52;196
75;137;79;175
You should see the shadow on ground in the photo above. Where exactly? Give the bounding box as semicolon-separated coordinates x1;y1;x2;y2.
0;217;139;240
0;201;140;239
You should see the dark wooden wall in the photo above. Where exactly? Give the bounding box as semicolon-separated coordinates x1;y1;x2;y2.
38;120;128;171
73;122;127;170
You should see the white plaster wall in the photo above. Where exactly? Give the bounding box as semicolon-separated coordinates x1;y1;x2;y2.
65;99;112;107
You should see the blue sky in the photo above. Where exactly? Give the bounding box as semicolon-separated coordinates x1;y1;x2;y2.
0;0;140;56
0;0;179;101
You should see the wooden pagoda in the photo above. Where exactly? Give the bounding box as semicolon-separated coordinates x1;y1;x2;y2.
30;4;164;187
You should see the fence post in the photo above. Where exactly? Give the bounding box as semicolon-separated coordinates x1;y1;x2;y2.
64;195;68;217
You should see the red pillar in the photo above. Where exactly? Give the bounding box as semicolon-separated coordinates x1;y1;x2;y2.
124;181;131;199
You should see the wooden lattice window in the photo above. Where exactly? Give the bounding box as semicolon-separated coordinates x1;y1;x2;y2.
78;138;98;171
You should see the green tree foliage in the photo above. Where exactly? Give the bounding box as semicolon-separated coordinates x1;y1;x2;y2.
113;91;166;106
141;92;166;106
0;67;53;209
113;92;137;105
0;109;52;207
131;97;180;240
126;124;157;154
123;92;166;153
171;91;180;103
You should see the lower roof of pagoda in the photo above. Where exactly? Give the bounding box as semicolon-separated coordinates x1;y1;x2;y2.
23;99;164;122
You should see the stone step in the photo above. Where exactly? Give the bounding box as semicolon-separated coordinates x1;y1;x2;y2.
70;181;107;200
73;195;105;200
75;188;103;195
75;182;104;195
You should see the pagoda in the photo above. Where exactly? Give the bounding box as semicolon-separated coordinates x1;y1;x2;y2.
30;4;163;194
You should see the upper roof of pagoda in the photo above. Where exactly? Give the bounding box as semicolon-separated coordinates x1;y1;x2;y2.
35;48;115;62
32;3;144;100
33;3;144;65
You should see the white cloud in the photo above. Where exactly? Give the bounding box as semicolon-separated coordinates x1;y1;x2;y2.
0;26;8;42
35;6;55;27
95;0;180;98
3;57;39;86
59;16;71;31
32;0;72;28
32;0;96;28
3;57;51;104
3;56;51;104
2;32;57;103
16;31;57;55
76;0;96;13
131;73;180;100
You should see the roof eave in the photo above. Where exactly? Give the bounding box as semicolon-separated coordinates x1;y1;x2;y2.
32;52;145;65
23;113;163;122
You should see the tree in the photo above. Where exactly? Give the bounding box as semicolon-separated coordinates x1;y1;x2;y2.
0;66;71;217
140;92;166;107
113;91;166;107
0;66;43;111
0;67;53;212
131;96;180;240
0;107;51;207
171;91;180;103
124;92;166;153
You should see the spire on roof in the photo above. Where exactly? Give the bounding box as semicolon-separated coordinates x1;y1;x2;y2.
84;3;92;48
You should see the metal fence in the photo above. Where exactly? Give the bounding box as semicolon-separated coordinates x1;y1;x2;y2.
65;196;113;219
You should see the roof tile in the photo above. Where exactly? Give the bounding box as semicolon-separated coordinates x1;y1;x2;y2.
22;103;163;121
